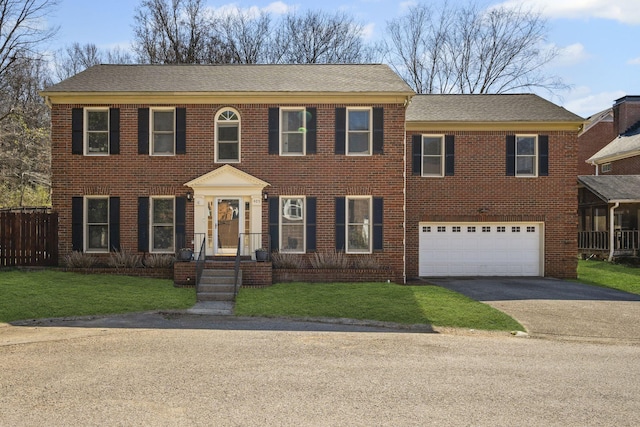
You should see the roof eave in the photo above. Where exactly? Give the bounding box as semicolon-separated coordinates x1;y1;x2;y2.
586;149;640;164
406;120;584;132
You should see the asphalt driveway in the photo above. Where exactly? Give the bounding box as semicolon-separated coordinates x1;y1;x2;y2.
427;277;640;343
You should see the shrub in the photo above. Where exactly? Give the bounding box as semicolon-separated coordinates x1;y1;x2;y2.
143;254;175;268
62;251;97;268
310;251;350;269
108;249;143;268
352;256;381;269
271;252;308;269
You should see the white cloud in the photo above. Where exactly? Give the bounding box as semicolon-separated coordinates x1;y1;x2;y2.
551;43;591;67
493;0;640;25
563;88;627;117
361;22;376;40
628;57;640;65
207;2;294;19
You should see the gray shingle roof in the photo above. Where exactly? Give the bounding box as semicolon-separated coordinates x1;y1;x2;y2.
42;64;414;94
406;94;583;122
587;122;640;163
578;175;640;202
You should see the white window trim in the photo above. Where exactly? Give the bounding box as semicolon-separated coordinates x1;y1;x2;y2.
150;196;175;253
279;107;307;156
280;196;306;253
601;163;612;173
346;195;372;254
421;134;445;177
84;107;109;156
515;134;538;177
84;196;109;253
346;107;372;156
215;107;241;163
150;107;176;156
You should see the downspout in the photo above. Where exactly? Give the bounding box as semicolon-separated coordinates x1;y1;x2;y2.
608;202;619;261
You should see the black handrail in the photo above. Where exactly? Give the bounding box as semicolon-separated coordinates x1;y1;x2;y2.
194;233;206;292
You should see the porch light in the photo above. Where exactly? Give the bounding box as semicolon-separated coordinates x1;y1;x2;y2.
263;191;268;200
186;191;193;202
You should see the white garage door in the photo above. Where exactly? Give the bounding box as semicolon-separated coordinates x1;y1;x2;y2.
419;223;543;276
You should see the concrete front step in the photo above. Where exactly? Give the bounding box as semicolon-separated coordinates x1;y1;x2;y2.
197;292;235;302
197;268;240;302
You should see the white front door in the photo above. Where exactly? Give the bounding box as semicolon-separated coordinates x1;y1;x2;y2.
214;198;243;255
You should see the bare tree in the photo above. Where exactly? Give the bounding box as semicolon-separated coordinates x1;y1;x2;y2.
219;9;271;64
385;2;566;94
274;10;368;64
53;43;135;81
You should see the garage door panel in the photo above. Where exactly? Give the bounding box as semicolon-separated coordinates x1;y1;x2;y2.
419;222;542;277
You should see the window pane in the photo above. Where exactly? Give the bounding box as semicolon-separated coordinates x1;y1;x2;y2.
153;226;174;250
153;199;173;223
153;111;174;131
282;198;304;223
218;125;238;142
87;198;108;223
516;157;534;175
283;133;303;153
348;133;369;153
282;110;304;132
218;142;238;160
517;137;535;155
88;133;108;153
423;137;442;155
87;111;108;131
348;110;369;131
154;134;174;154
87;225;108;250
348;225;370;250
281;224;304;251
348;198;369;223
423;157;442;175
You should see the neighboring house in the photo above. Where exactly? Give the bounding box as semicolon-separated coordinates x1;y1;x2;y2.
406;95;583;278
41;64;413;284
577;108;614;176
577;95;640;259
41;64;584;282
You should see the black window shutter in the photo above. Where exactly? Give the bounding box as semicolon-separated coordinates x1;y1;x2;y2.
538;135;549;176
335;197;345;251
412;135;422;175
306;107;317;154
373;197;383;251
445;135;455;176
71;197;83;251
335;108;346;155
175;196;186;250
72;108;83;155
268;197;279;251
373;107;384;154
506;135;516;176
109;108;120;155
109;197;120;251
306;197;316;251
138;197;149;252
268;108;279;155
176;108;186;154
138;108;149;154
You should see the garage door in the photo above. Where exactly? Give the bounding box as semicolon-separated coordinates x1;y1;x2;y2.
419;223;543;276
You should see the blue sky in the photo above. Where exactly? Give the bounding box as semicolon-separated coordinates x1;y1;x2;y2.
45;0;640;118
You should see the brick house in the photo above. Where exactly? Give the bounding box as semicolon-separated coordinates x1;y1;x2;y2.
41;64;584;283
577;95;640;259
406;95;583;278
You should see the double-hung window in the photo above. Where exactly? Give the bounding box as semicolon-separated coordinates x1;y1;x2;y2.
280;197;305;253
516;135;537;176
346;196;372;253
151;197;175;252
85;197;109;252
280;108;306;155
347;108;372;155
85;108;109;155
422;135;444;176
216;108;240;162
151;108;175;155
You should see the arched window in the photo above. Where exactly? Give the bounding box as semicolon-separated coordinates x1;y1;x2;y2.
215;108;240;163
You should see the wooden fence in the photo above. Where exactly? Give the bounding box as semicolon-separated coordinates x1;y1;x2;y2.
0;210;58;267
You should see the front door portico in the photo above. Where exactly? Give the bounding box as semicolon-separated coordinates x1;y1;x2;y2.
185;165;269;257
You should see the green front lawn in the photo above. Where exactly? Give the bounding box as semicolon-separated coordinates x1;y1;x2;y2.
235;282;524;331
0;270;195;323
577;259;640;295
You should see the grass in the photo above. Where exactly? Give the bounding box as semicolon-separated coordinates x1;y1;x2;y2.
235;282;524;331
577;259;640;295
0;269;195;323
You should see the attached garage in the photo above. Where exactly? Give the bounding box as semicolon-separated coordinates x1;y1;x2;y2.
418;222;543;276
